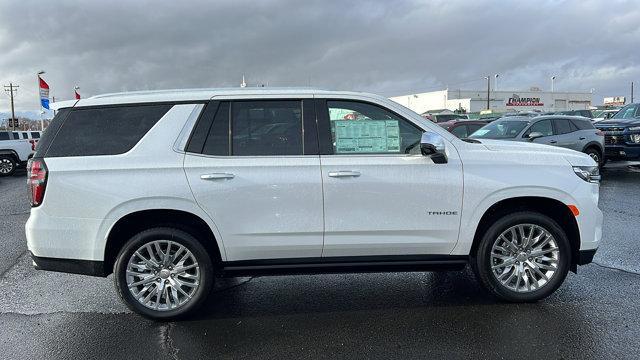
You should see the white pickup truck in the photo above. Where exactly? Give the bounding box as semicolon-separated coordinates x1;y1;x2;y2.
0;131;34;176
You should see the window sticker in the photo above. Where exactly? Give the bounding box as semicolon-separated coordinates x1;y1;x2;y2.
333;120;400;153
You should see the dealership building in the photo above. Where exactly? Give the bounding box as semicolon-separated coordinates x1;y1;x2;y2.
390;88;593;115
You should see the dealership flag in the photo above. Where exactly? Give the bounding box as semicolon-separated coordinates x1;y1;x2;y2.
39;76;50;109
75;89;81;100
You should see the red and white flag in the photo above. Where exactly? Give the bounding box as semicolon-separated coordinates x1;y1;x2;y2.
39;76;50;109
75;89;81;100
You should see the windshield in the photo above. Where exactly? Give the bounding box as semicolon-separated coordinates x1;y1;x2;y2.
611;104;640;119
469;120;529;139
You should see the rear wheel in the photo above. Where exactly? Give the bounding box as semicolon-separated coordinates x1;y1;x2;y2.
0;155;16;176
472;211;571;302
114;227;213;320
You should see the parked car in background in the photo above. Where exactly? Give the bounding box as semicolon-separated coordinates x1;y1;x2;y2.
11;131;42;152
26;88;601;320
422;112;469;123
438;120;488;138
0;131;34;176
470;115;605;166
592;109;619;123
594;103;640;161
556;109;594;119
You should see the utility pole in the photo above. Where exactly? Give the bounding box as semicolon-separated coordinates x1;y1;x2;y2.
4;83;19;131
485;76;490;110
632;81;634;104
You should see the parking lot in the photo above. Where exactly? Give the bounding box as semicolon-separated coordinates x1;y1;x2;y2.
0;163;639;359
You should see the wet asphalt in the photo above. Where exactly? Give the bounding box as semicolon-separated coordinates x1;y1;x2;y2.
0;164;639;359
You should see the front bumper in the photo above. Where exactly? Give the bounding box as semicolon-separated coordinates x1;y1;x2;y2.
604;145;640;160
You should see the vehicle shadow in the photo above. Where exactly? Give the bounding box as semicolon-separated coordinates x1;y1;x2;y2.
162;269;607;358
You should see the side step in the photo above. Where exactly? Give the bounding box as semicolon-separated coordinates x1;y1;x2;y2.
218;255;468;277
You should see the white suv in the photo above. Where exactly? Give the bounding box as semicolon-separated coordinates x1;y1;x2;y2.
26;89;602;319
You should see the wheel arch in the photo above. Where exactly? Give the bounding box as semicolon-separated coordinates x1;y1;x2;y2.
469;196;581;271
0;149;19;160
582;141;603;154
103;209;223;275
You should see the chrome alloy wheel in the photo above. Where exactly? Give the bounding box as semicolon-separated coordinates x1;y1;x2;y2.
0;158;14;174
126;240;200;311
490;224;560;292
588;152;600;164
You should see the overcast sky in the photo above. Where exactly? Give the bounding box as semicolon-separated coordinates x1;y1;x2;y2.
1;0;639;112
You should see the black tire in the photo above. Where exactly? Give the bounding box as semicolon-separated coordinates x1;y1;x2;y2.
0;155;16;177
584;147;603;168
471;211;571;302
114;227;214;320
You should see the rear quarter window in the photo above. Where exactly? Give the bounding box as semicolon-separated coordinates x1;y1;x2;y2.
44;104;172;157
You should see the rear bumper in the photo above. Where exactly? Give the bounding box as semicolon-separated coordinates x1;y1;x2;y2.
30;252;106;277
577;249;597;266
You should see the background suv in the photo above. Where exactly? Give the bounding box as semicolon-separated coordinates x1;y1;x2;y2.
594;103;640;161
470;115;605;166
26;89;602;320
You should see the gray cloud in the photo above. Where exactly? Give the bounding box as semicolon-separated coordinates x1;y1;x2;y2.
1;0;639;111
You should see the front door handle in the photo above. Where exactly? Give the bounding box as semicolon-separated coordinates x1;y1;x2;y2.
328;170;361;178
201;173;235;180
549;140;557;144
579;137;586;140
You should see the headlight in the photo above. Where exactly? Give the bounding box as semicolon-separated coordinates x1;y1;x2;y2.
629;127;640;143
573;166;601;183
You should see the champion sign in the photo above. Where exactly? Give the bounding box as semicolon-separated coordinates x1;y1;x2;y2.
506;94;543;106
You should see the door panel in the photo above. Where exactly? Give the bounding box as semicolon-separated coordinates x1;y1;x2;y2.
321;155;463;257
184;155;324;261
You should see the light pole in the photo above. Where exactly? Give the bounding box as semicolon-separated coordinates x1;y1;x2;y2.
494;74;499;91
550;76;556;92
37;71;45;130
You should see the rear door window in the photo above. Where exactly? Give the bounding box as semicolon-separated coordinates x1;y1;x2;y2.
553;119;576;134
231;101;303;156
44;104;172;157
571;119;595;130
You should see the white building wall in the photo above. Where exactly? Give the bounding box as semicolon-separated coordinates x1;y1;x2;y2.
389;90;448;115
391;89;592;114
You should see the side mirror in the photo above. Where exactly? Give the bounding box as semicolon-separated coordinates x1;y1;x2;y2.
420;132;447;164
527;132;544;141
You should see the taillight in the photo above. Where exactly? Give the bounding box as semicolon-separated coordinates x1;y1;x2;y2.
596;130;604;136
27;158;48;207
29;140;36;151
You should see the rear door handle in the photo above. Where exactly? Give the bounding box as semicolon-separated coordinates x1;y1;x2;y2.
328;170;361;178
549;140;557;144
201;173;235;180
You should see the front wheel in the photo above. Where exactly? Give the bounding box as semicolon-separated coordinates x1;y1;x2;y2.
472;212;571;302
0;155;16;176
584;148;603;167
114;227;213;320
